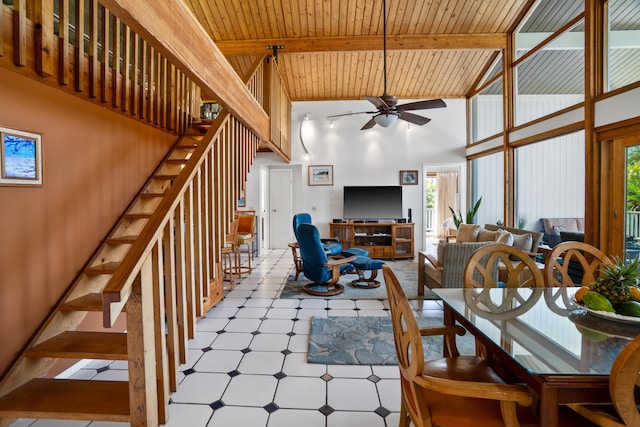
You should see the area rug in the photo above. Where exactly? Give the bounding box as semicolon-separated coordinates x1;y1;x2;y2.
279;259;440;300
307;316;476;365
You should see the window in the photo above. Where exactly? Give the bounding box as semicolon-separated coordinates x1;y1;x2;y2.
515;131;585;231
606;0;640;91
471;152;504;226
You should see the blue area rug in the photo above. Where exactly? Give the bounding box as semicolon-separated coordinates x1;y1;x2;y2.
280;259;440;300
307;316;476;365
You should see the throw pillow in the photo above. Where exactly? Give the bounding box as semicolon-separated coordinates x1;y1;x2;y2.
495;229;514;246
552;225;566;235
512;233;533;253
456;224;481;242
477;228;499;242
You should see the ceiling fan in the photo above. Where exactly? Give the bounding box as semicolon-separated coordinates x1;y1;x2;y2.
328;0;446;130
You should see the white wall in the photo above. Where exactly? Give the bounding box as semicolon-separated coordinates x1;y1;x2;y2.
246;98;467;252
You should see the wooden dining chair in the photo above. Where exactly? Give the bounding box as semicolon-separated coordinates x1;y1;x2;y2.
544;241;614;287
463;243;545;289
235;210;256;274
382;264;539;427
221;219;240;290
567;334;640;427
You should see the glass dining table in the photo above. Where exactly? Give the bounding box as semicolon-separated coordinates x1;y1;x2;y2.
432;287;640;427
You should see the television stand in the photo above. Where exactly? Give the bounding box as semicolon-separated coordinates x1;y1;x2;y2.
329;222;414;260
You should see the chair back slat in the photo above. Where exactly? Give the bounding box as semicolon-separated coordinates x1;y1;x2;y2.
464;243;544;288
544;241;614;287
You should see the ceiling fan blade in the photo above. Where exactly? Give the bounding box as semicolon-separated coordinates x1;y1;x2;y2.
398;111;431;126
396;99;447;111
360;118;377;130
327;111;377;118
364;96;390;111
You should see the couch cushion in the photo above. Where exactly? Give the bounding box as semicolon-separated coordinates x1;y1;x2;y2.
495;229;514;245
457;224;481;242
477;228;499;242
512;233;534;253
543;218;582;234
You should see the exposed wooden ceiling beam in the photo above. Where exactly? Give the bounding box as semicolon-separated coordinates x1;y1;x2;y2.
216;34;507;56
99;0;270;141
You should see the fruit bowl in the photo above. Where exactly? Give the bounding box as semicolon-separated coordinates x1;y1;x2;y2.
569;310;640;339
570;295;640;324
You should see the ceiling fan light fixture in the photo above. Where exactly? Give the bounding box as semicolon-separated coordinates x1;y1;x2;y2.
374;113;398;127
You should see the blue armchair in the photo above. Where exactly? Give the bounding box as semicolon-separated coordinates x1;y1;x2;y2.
293;213;342;256
296;223;355;296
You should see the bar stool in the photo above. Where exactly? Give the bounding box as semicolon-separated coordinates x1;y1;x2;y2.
235;210;256;274
222;220;240;290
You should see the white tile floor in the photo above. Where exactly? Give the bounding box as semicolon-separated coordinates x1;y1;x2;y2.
11;249;444;427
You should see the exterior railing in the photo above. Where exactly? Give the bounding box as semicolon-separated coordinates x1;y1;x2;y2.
627;211;640;238
424;207;436;234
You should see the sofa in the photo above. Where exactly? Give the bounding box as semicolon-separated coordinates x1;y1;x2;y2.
540;217;584;247
418;223;543;291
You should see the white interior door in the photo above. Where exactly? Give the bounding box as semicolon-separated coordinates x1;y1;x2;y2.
269;169;293;248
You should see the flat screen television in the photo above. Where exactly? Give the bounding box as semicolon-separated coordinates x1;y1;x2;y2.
343;186;403;221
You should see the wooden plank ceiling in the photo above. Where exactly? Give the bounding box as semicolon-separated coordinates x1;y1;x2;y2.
182;0;535;102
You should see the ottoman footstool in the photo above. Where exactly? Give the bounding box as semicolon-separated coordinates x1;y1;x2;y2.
350;257;385;289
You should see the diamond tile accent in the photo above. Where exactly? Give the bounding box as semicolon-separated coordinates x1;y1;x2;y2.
375;406;391;418
210;400;225;410
318;404;335;416
281;349;292;356
227;370;241;378
241;348;252;354
286;332;296;337
263;402;280;414
368;374;381;383
273;371;287;380
251;331;261;336
183;368;196;376
96;366;110;373
321;373;333;382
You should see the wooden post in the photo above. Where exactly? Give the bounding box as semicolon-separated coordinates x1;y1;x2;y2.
74;0;84;92
88;0;98;98
13;0;26;66
34;0;54;77
162;218;180;392
111;15;121;108
100;5;109;103
126;258;159;427
151;241;169;425
58;0;69;85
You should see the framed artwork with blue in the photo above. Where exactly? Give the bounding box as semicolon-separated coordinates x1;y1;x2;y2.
0;127;43;186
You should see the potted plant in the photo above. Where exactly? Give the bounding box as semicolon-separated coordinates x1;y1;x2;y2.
449;197;482;228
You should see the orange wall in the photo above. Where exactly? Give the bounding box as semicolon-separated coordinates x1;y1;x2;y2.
0;68;176;375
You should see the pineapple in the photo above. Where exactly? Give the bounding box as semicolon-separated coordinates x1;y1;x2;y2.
593;257;640;306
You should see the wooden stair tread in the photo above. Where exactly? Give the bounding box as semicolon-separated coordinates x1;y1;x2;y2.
60;293;104;312
123;213;151;219
138;192;164;198
177;140;200;146
0;378;130;421
85;262;121;274
164;159;189;164
106;235;138;244
26;331;127;360
153;174;178;180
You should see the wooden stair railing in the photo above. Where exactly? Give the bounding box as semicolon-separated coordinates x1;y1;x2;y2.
0;114;259;427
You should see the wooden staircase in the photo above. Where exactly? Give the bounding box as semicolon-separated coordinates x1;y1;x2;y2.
0;119;233;427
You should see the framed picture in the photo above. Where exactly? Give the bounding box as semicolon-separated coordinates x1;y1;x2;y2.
309;165;333;186
238;190;246;207
400;170;418;185
0;127;43;186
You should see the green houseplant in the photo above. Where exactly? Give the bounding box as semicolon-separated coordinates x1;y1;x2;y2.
449;197;482;228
